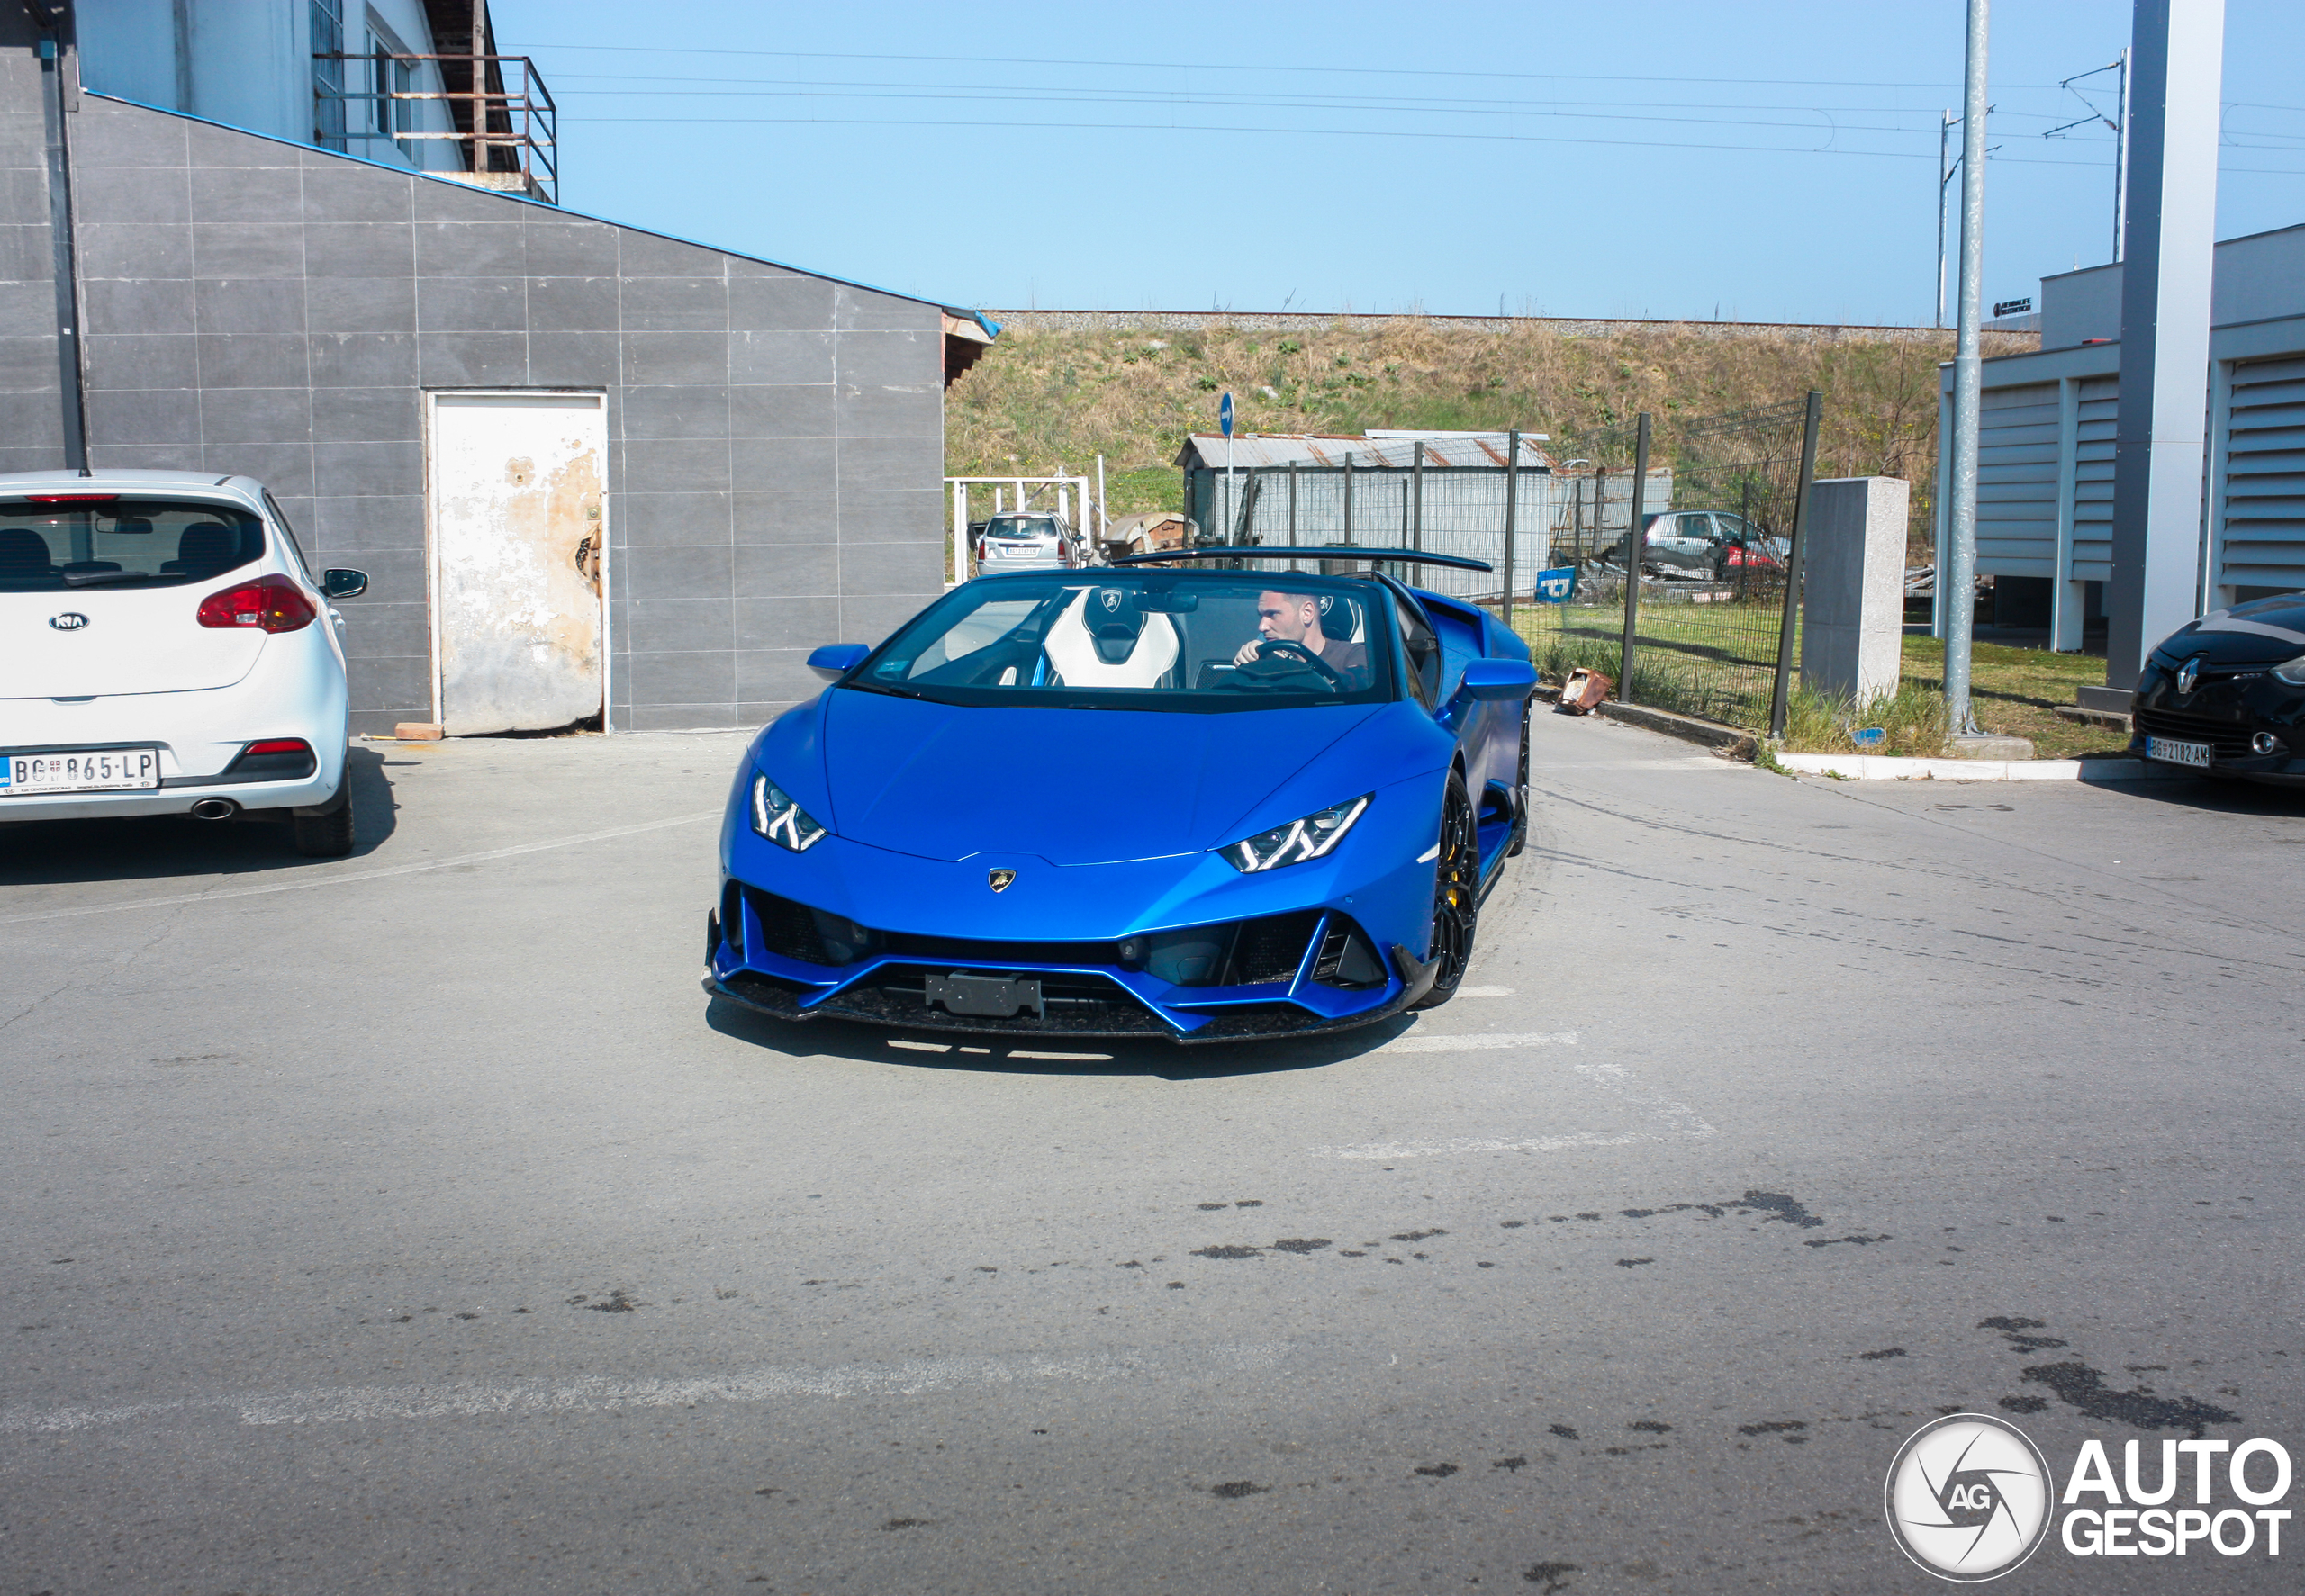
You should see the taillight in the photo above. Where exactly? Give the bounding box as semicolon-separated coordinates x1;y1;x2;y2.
244;738;311;756
196;576;315;633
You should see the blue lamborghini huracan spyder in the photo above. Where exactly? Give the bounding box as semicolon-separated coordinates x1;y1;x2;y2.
703;548;1538;1043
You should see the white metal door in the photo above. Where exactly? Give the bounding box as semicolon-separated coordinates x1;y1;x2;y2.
428;392;607;735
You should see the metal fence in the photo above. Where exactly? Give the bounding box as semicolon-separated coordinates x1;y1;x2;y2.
1523;395;1823;733
1182;437;1673;607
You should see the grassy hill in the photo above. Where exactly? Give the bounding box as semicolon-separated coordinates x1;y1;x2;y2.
945;317;2037;557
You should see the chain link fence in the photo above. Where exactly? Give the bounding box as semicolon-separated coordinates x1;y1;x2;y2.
1523;395;1821;732
1171;403;1823;733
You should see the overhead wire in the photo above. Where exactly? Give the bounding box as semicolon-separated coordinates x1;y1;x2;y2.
547;110;2300;174
521;40;2071;91
520;48;2305;176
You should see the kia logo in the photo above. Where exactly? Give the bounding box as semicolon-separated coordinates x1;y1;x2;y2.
49;612;88;631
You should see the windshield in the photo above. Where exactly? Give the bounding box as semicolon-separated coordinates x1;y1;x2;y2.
988;517;1061;541
849;569;1397;712
0;499;266;591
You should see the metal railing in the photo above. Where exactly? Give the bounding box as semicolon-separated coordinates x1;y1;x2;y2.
312;52;556;203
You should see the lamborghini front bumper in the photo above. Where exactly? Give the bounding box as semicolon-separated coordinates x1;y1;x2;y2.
701;886;1434;1043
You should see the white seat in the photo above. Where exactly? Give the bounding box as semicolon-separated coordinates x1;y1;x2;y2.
1042;588;1179;688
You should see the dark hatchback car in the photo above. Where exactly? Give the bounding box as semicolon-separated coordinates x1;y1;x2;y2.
2129;592;2305;786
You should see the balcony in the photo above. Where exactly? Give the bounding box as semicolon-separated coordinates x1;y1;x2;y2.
312;51;557;204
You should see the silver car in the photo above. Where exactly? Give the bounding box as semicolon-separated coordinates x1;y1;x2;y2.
974;513;1079;571
1610;510;1777;579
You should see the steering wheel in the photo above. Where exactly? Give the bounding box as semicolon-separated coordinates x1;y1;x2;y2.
1252;638;1345;687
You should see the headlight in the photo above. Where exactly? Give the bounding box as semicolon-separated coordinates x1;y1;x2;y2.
750;773;828;852
2274;654;2305;686
1221;794;1370;873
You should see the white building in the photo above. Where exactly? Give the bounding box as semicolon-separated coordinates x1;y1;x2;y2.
1939;221;2305;648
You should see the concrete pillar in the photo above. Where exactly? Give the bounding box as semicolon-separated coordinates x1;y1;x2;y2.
2104;0;2225;686
1800;477;1911;704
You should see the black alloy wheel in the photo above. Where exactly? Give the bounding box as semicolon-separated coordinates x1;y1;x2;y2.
1413;771;1479;1010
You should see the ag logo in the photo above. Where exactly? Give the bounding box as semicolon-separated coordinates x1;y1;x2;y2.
986;869;1017;893
2176;655;2202;695
1885;1413;2053;1582
1098;588;1123;613
49;611;89;630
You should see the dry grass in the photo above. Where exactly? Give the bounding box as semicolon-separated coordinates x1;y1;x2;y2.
946;320;2032;559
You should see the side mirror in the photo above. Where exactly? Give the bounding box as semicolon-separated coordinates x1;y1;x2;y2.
321;568;368;599
1455;658;1539;704
807;642;872;681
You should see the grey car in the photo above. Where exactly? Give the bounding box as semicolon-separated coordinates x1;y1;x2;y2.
1607;510;1778;579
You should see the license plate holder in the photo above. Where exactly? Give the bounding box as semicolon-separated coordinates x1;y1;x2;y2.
1;746;162;795
926;970;1044;1019
2145;735;2213;769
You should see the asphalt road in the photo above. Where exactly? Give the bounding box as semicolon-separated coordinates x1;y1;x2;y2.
3;710;2300;1595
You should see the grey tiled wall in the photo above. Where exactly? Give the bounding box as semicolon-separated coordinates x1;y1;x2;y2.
0;21;64;473
23;85;946;734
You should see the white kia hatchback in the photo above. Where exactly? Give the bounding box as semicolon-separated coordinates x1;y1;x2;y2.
0;471;368;856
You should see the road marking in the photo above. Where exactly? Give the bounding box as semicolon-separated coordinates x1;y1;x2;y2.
1324;1130;1656;1160
0;811;719;926
1376;1029;1577;1053
2;1342;1292;1436
1312;1037;1718;1160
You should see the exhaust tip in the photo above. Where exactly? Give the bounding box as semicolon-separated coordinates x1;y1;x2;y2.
189;797;240;821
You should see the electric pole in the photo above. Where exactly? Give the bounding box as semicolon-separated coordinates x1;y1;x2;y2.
1944;0;1989;740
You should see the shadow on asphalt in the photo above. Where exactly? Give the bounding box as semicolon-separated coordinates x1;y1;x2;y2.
0;747;398;886
2079;770;2305;815
704;995;1419;1081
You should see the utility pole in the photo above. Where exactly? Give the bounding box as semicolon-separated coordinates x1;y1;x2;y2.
1936;111;1952;328
2113;47;2131;262
2048;54;2132;266
1944;0;1990;740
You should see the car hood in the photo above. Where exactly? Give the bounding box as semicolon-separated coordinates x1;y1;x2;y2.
807;689;1380;865
2152;600;2305;667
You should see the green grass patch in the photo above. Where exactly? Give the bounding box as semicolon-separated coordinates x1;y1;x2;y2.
1776;681;1950;757
1514;600;2128;760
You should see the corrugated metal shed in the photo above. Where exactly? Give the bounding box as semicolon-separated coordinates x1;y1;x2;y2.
1173;433;1555;472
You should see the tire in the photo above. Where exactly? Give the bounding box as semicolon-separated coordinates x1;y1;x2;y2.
1413;771;1479;1010
293;780;356;858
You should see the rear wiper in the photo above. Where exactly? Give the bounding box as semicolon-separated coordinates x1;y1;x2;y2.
63;569;156;588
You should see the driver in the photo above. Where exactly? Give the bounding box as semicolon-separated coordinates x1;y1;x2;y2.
1234;590;1367;677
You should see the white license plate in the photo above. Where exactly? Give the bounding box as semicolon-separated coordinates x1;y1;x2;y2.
2146;735;2213;769
1;747;161;795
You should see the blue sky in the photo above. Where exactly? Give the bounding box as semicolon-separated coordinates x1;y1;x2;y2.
493;0;2304;326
